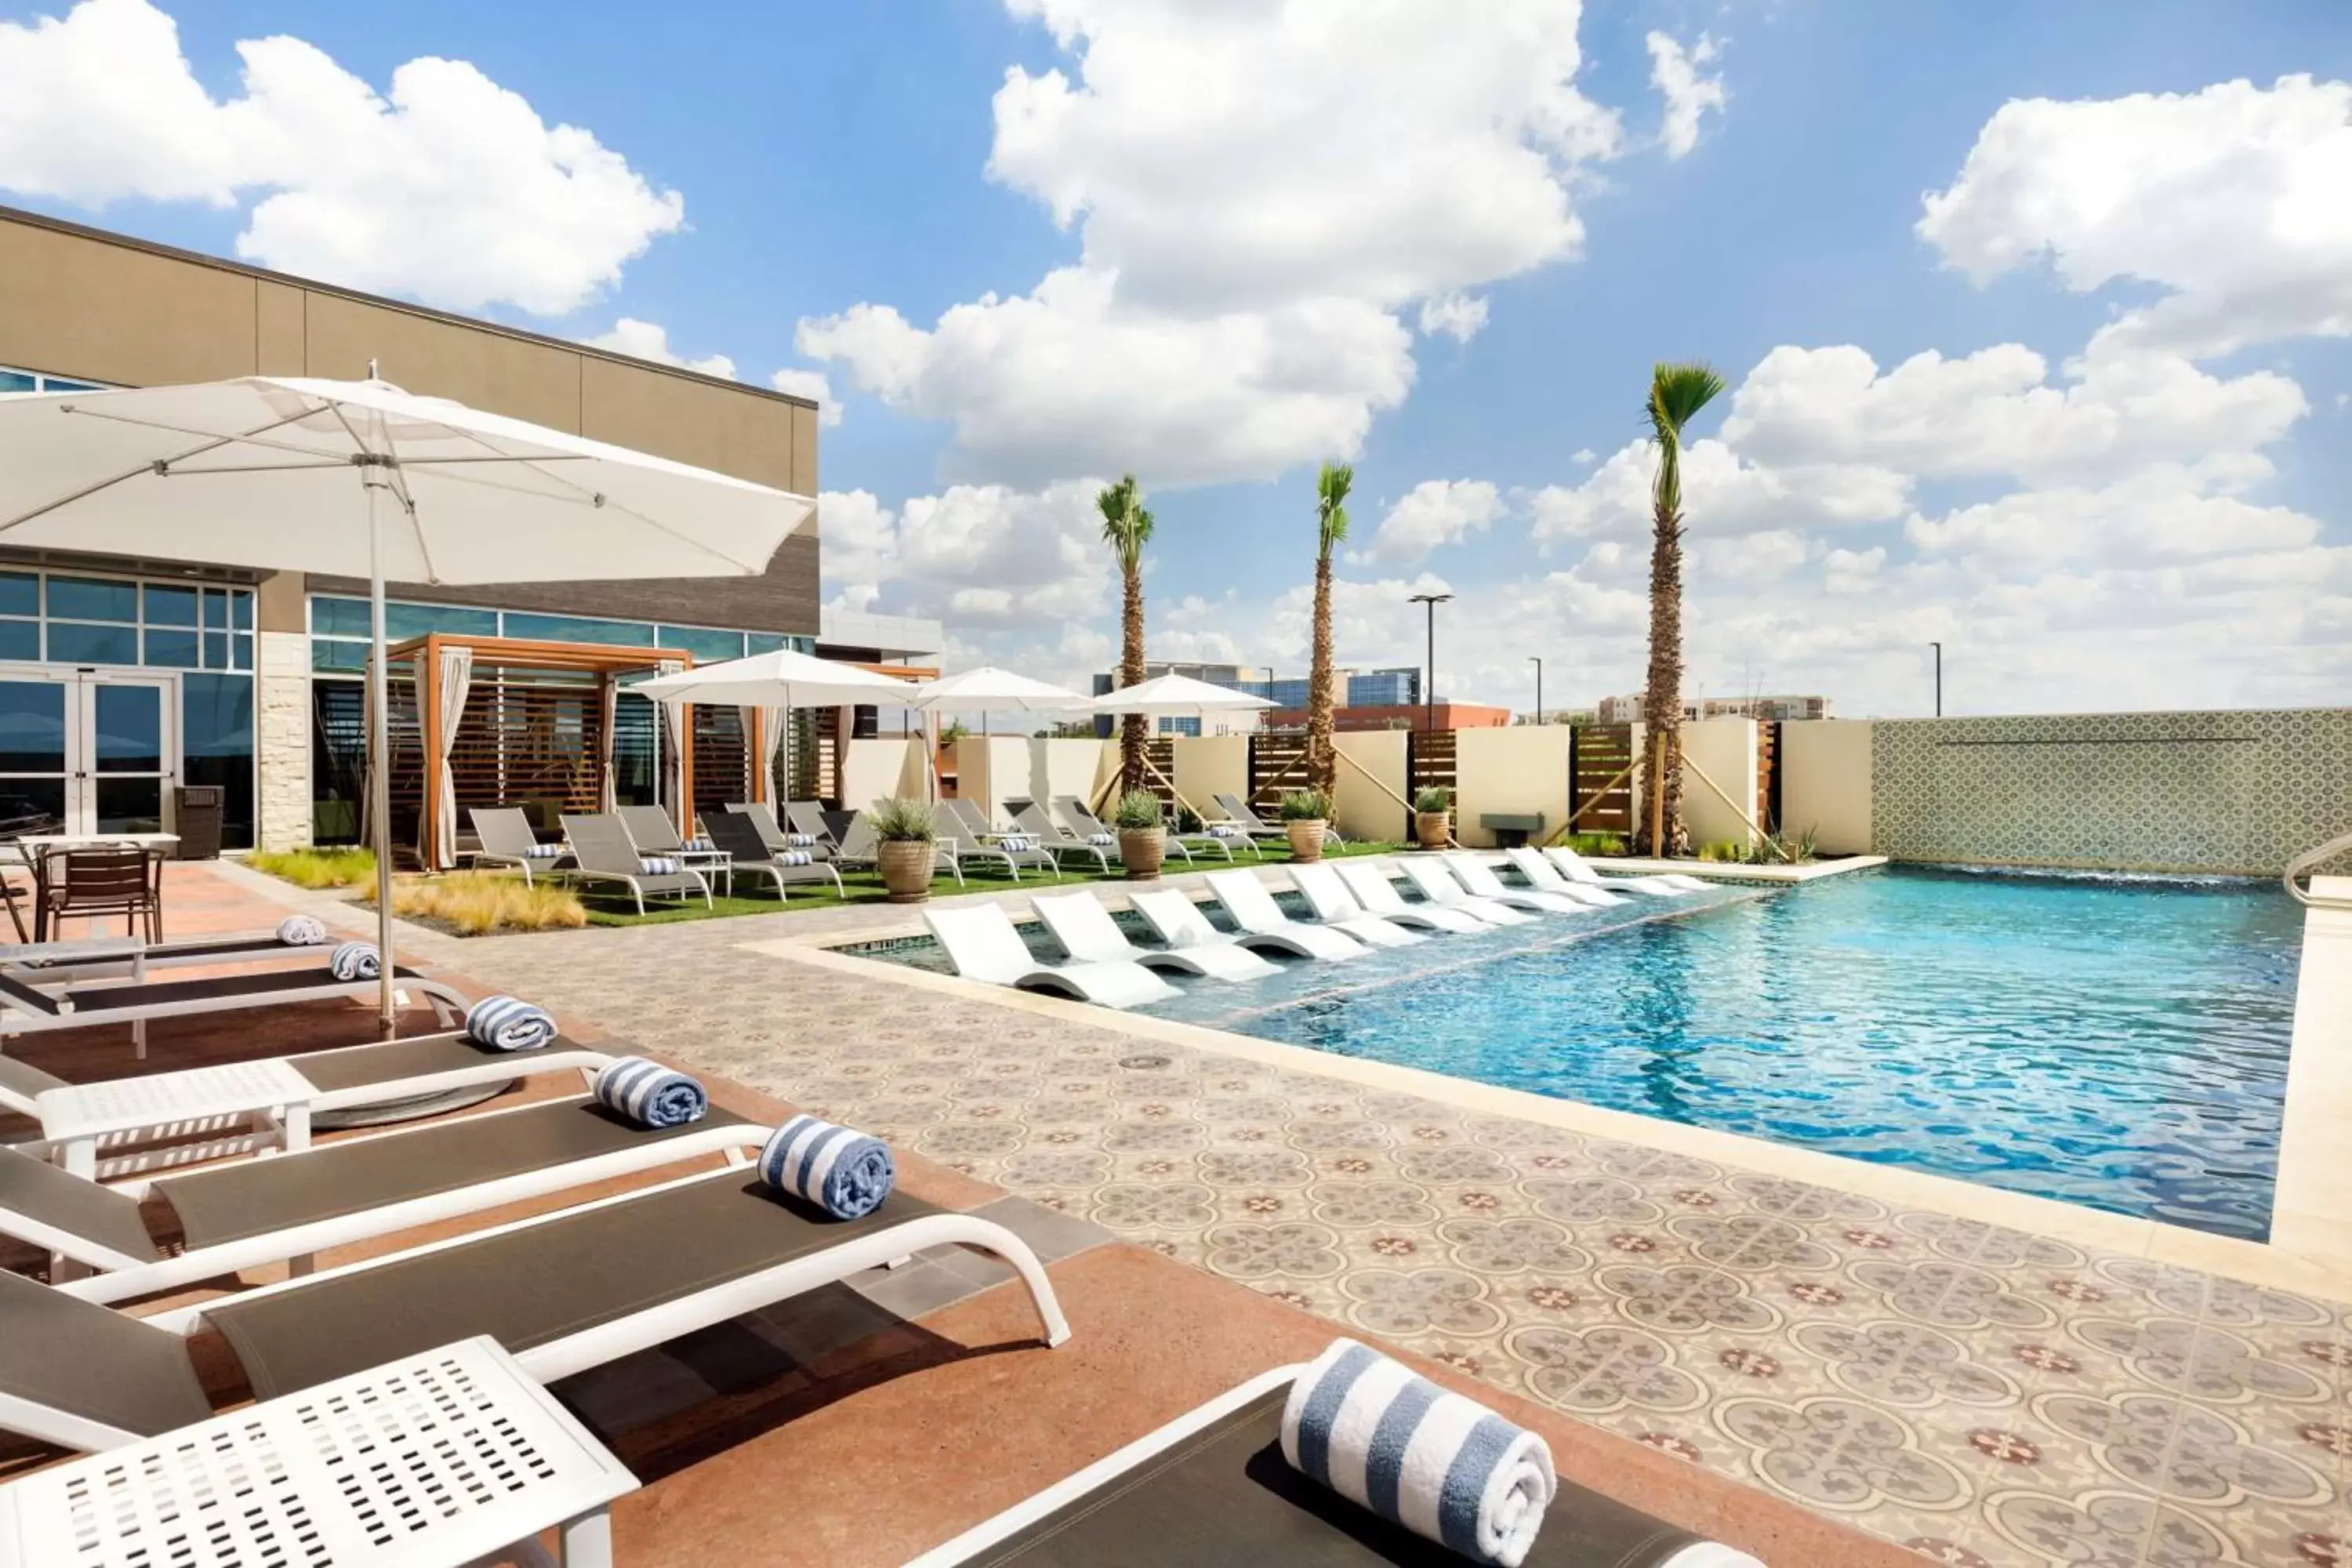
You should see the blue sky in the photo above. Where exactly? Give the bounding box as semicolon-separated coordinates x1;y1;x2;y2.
2;0;2347;717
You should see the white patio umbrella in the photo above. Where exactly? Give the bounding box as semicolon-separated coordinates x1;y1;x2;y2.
901;666;1088;794
0;374;814;1031
633;648;913;810
1087;671;1276;720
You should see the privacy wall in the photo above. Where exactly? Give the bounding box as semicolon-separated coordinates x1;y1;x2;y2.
1868;708;2352;875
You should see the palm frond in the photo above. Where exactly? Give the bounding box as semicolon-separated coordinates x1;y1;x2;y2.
1097;473;1153;564
1646;361;1726;442
1316;461;1353;552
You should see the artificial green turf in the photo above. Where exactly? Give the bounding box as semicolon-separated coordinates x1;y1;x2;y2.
576;837;1405;927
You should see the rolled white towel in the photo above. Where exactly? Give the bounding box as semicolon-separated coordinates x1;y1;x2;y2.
773;850;813;866
1087;832;1115;847
1281;1338;1555;1566
638;855;681;875
276;914;328;946
785;832;820;848
464;994;556;1051
328;941;379;981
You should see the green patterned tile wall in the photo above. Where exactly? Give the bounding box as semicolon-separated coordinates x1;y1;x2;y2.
1870;709;2352;874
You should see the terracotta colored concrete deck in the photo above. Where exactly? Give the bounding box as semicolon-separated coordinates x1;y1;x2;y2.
42;859;2350;1565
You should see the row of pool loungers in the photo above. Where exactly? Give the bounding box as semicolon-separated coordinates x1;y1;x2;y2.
922;848;1713;1009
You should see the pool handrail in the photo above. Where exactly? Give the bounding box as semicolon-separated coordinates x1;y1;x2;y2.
2283;828;2352;910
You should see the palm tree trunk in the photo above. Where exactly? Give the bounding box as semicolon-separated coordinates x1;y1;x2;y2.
1644;500;1689;857
1307;550;1336;796
1120;562;1148;794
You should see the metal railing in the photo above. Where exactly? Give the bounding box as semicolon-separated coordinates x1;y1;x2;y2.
2283;828;2352;909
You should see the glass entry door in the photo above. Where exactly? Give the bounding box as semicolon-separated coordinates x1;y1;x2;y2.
0;670;177;836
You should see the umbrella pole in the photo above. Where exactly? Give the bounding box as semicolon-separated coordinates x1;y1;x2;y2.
367;482;397;1037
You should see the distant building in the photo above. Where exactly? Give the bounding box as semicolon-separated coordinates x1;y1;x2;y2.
1597;691;1834;724
1267;701;1511;732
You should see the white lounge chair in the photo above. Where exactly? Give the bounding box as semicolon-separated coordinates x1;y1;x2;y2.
1203;871;1367;960
1030;891;1277;982
1444;851;1592;915
1127;889;1330;964
1504;847;1628;906
1393;856;1537;925
925;905;1178;1008
1283;864;1428;947
1332;861;1494;934
0;1154;1071;1455
1543;844;1709;895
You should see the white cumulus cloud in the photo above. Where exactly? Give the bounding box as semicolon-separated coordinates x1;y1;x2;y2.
1646;31;1725;158
1361;480;1506;564
582;319;735;379
0;0;684;315
1417;292;1491;343
768;368;843;426
817;481;1112;628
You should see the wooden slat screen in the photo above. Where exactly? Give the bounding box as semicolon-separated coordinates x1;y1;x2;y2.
1141;738;1178;812
1248;734;1312;815
1406;729;1457;800
1757;720;1780;834
446;674;603;837
1570;723;1635;834
691;705;750;823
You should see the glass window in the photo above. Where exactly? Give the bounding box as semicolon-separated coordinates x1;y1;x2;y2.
657;625;746;663
312;640;366;674
47;622;139;664
42;376;103;393
202;589;229;629
232;633;252;670
310;597;372;639
204;632;228;670
0;370;34;394
48;576;136;622
183;673;256;851
310;595;499;640
230;591;252;630
0;574;33;618
0;622;34;662
503;612;657;648
144;629;201;668
745;633;789;655
0;679;67;771
143;583;200;626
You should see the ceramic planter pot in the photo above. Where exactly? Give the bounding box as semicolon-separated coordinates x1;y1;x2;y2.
1414;811;1450;850
877;840;935;902
1286;819;1327;862
1119;826;1166;880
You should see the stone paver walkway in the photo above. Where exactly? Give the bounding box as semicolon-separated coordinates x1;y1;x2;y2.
286;869;2352;1566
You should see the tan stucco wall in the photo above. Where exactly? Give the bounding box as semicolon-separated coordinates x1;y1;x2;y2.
956;738;1116;828
1453;727;1573;847
1171;736;1250;823
1331;731;1408;842
1681;717;1759;851
1779;720;1874;854
839;737;928;814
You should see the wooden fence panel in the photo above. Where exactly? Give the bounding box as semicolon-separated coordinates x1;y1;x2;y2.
1570;723;1635;834
1248;734;1313;815
1406;729;1457;801
1758;721;1780;834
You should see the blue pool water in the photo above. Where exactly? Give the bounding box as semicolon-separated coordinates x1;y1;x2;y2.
858;866;2305;1239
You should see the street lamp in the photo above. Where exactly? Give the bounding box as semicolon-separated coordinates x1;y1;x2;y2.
1407;592;1453;731
1930;641;1943;718
1528;655;1543;726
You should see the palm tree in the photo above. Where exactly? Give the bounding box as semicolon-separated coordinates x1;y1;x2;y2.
1098;474;1155;793
1306;462;1352;797
1639;361;1726;858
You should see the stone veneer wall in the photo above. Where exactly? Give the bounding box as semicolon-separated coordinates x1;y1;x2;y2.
256;629;312;852
1870;707;2352;875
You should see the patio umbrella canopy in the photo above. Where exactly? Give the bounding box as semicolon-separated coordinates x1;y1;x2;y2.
0;375;815;1030
906;666;1086;713
632;647;912;710
1087;672;1276;717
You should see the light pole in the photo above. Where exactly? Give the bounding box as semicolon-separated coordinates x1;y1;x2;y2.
1528;655;1543;726
1930;641;1943;717
1407;592;1453;731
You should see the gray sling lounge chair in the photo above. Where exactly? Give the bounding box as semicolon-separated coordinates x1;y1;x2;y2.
1203;871;1367;960
0;1025;614;1178
926;904;1177;1007
0;1157;1071;1455
558;812;712;914
943;800;1059;881
1009;800;1115;875
1030;891;1277;982
0;929;361;986
5;1089;770;1304
781;800;844;858
1283;863;1428;948
618;804;736;888
1055;795;1237;864
703;809;846;899
0;960;468;1055
906;1363;1759;1568
730;800;837;863
1213;791;1346;848
466;805;572;884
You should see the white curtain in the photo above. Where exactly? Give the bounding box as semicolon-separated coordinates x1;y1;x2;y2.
428;645;473;869
760;705;788;806
597;676;619;811
358;649;376;851
654;659;687;827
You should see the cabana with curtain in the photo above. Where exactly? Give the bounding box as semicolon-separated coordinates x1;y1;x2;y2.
386;633;794;870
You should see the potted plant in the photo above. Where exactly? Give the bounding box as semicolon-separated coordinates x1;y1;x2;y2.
1412;786;1452;851
1113;789;1167;880
869;797;938;903
1279;788;1332;862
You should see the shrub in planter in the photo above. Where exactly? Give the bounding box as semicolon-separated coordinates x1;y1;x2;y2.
1279;788;1333;863
1410;785;1452;851
870;797;938;902
1113;789;1167;879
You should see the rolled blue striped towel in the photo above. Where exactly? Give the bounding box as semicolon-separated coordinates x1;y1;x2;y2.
786;832;819;847
638;855;681;875
328;941;380;981
523;841;565;858
758;1113;895;1219
464;994;556;1051
685;836;716;851
1282;1338;1555;1566
592;1055;708;1127
773;849;813;866
1087;832;1115;847
276;914;328;946
998;835;1037;852
1207;822;1243;838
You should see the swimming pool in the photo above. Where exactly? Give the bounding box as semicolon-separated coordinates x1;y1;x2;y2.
855;866;2303;1240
